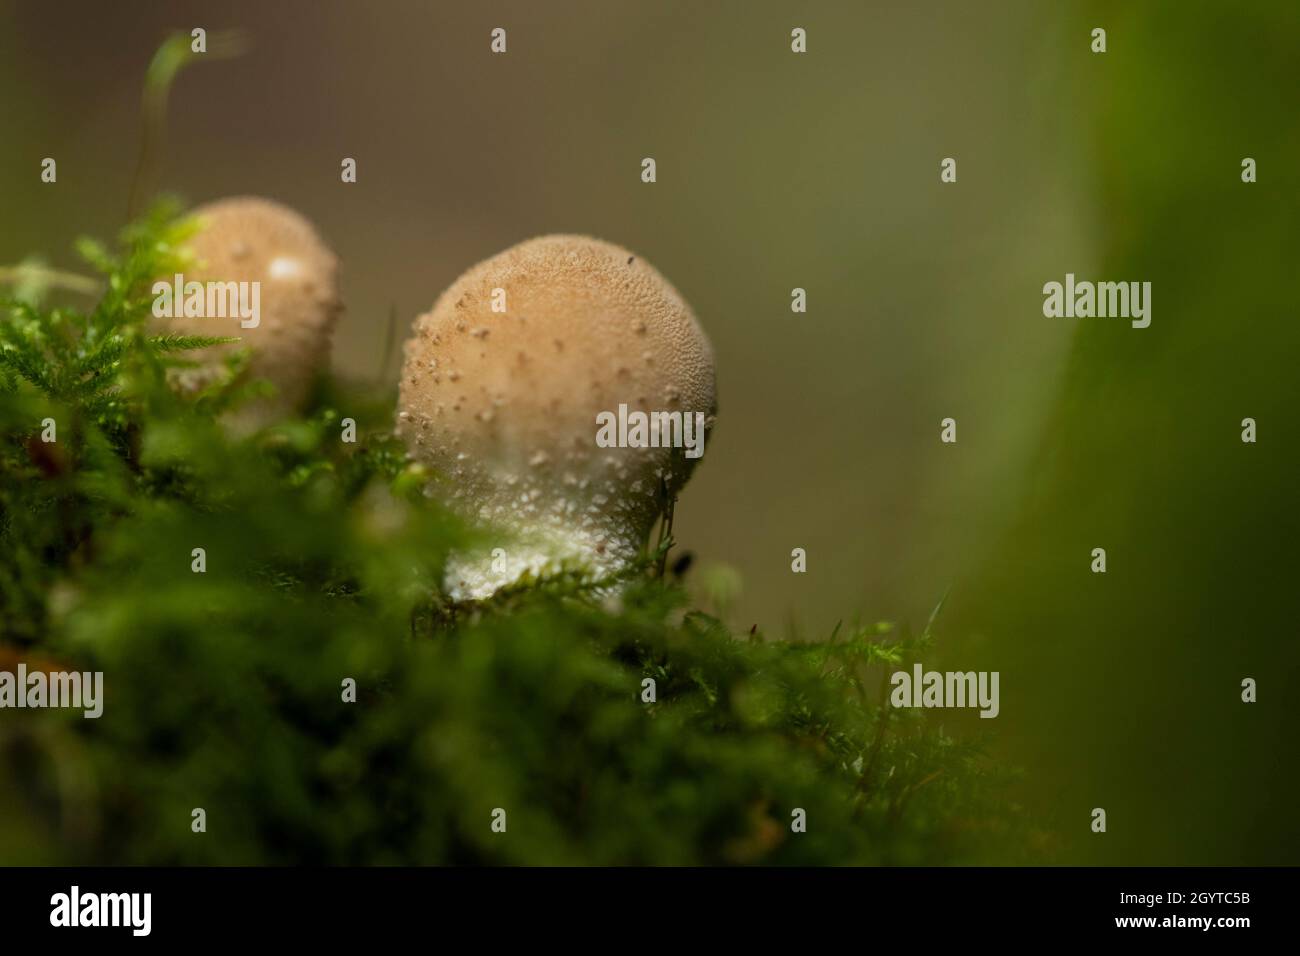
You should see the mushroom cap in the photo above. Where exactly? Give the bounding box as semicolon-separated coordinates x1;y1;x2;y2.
397;234;717;596
157;196;341;422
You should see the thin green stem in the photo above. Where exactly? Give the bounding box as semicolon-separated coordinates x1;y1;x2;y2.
127;30;248;219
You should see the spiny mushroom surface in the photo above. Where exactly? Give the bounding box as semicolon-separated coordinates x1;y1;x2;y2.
155;196;341;426
397;234;717;599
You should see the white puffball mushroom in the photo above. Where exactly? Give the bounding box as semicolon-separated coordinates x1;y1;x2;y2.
397;234;717;599
156;196;342;426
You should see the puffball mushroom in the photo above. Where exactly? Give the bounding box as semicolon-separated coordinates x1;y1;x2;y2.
397;234;717;600
155;196;341;426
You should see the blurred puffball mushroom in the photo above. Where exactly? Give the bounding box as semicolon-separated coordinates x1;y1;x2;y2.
154;196;341;428
397;235;717;600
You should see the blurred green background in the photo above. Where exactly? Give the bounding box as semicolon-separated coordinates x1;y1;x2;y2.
1;0;1296;864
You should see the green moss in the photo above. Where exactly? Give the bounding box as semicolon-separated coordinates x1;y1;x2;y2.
0;204;1038;865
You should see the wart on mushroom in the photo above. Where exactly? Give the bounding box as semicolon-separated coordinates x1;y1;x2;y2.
154;196;341;428
397;234;717;600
